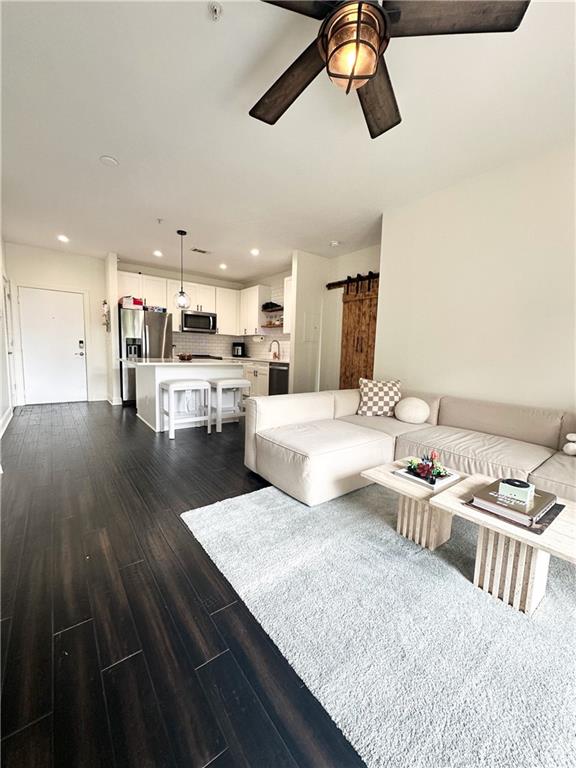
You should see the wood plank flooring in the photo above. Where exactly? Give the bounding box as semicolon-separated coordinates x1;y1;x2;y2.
0;402;366;767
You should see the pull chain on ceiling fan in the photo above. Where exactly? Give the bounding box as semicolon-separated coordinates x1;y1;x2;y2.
249;0;530;138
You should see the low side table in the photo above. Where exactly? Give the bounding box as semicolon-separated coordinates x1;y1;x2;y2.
361;459;465;551
430;474;576;615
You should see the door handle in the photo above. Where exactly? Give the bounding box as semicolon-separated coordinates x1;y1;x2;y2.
75;352;85;356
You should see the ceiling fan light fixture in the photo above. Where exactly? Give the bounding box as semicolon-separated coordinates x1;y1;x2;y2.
320;1;388;94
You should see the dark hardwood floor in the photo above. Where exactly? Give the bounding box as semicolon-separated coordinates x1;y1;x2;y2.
0;402;366;768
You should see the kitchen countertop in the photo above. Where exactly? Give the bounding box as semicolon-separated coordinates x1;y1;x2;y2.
120;358;244;367
221;357;290;364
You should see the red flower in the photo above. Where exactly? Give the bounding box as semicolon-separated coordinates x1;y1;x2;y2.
430;450;439;461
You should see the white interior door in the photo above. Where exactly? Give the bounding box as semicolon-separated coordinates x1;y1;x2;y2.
19;286;88;404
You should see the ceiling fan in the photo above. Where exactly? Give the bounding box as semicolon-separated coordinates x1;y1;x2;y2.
249;1;530;138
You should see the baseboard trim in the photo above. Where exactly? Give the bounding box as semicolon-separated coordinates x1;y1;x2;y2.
107;397;122;406
0;406;13;439
136;412;159;432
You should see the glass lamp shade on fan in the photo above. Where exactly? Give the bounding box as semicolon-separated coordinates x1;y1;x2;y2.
322;1;386;92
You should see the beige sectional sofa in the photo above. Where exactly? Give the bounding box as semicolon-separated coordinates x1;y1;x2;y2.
244;388;575;506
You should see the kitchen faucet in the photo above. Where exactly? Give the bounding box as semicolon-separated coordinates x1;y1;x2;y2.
269;340;280;360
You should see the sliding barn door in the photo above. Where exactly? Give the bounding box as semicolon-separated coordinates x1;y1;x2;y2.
339;279;379;390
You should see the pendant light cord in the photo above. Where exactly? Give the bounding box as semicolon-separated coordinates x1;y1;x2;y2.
177;229;187;292
180;233;184;292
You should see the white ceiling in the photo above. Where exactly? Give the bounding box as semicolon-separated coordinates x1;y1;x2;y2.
2;1;574;281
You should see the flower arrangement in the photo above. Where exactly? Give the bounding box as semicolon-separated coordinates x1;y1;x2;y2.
406;450;449;485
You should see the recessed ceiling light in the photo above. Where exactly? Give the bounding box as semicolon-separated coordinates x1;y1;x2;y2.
99;155;119;167
57;234;70;243
250;248;260;256
153;250;163;257
219;263;227;270
329;240;340;247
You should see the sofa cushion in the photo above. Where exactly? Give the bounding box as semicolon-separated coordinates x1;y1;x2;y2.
559;411;576;450
333;387;441;424
438;396;563;450
528;453;576;501
333;388;360;418
338;414;426;438
396;426;555;480
357;378;401;417
256;419;393;506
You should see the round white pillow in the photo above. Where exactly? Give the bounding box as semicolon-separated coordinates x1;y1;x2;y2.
394;397;430;424
563;442;576;456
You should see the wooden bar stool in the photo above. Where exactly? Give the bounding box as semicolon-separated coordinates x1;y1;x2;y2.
207;378;251;433
159;379;211;439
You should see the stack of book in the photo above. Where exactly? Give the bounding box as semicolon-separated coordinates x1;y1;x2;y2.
471;480;556;527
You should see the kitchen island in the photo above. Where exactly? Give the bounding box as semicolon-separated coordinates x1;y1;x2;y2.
121;358;246;433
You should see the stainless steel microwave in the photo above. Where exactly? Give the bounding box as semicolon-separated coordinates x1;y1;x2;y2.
181;310;217;334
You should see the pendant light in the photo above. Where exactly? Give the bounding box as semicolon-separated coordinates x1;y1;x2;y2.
174;229;191;310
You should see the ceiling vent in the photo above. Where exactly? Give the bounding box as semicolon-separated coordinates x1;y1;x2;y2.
190;246;211;255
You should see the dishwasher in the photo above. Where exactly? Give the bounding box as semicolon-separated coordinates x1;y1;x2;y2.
268;363;289;395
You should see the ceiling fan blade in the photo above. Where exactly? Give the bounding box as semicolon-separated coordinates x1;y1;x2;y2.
383;1;530;37
357;58;401;139
262;0;339;20
250;40;325;125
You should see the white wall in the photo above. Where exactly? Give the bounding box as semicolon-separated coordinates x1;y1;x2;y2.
374;146;575;411
5;242;108;404
290;250;330;393
105;253;121;405
319;244;380;391
254;269;291;304
0;242;13;437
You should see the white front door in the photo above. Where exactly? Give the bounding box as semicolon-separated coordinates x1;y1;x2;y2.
19;286;88;404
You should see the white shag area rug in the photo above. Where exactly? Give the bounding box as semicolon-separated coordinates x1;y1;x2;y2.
181;485;576;768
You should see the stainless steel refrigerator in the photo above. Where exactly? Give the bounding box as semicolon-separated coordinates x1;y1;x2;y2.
119;308;173;405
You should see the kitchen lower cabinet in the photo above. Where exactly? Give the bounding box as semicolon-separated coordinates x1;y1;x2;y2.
243;362;269;397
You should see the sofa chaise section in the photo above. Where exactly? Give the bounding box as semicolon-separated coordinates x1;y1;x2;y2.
256;418;393;506
245;389;442;505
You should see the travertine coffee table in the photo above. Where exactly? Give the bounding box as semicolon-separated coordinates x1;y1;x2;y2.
430;474;576;615
361;459;466;551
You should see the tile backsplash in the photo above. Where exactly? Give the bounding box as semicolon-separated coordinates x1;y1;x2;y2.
173;333;290;361
246;334;290;360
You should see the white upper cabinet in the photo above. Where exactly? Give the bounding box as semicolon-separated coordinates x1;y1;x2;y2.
141;275;167;308
118;271;142;301
283;276;293;336
215;288;239;336
240;285;271;336
193;284;216;313
118;268;236;334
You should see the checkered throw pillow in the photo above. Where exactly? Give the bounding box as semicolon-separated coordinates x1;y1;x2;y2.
357;378;402;417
